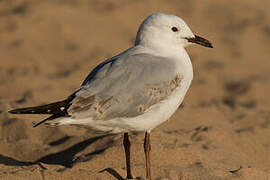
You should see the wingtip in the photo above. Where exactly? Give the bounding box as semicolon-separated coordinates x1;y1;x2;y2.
33;119;45;127
8;109;20;114
33;123;39;128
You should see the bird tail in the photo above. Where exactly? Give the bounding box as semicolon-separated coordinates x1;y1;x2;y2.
8;94;75;127
9;99;71;115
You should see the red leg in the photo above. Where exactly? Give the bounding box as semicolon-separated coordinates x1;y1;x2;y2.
123;133;133;179
144;132;151;180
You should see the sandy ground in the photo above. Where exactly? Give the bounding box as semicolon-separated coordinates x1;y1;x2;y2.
1;0;270;179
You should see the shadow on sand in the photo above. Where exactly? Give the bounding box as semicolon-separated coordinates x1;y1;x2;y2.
99;168;143;180
99;168;126;180
0;135;140;179
0;135;111;168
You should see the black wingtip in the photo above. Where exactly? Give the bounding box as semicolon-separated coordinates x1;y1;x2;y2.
33;114;62;128
8;108;36;114
8;109;21;114
33;121;44;128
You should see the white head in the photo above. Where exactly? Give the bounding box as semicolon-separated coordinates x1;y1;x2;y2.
135;13;212;51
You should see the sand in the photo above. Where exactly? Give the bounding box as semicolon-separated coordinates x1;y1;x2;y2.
1;0;270;179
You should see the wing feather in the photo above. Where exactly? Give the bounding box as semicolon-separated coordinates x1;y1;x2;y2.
68;53;182;120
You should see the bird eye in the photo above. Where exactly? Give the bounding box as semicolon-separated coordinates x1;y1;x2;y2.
171;27;178;32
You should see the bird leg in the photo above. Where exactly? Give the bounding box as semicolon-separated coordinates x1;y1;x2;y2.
144;132;151;180
123;132;133;179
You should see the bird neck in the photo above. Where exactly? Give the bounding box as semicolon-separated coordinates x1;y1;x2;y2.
138;42;188;59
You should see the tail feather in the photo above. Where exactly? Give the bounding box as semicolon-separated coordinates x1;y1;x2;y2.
9;95;75;115
9;94;76;127
9;99;69;115
33;114;65;127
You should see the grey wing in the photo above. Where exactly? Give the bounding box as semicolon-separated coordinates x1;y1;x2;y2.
68;53;182;120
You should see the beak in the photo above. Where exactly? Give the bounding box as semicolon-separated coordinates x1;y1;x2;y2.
186;35;213;48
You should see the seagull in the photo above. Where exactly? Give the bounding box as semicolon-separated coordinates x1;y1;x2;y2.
9;13;213;179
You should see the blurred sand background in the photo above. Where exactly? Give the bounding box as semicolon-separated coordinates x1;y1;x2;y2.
1;0;270;179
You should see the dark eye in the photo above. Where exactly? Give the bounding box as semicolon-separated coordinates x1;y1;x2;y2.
171;27;178;32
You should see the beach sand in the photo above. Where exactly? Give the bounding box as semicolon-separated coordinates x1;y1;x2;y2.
1;0;270;179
